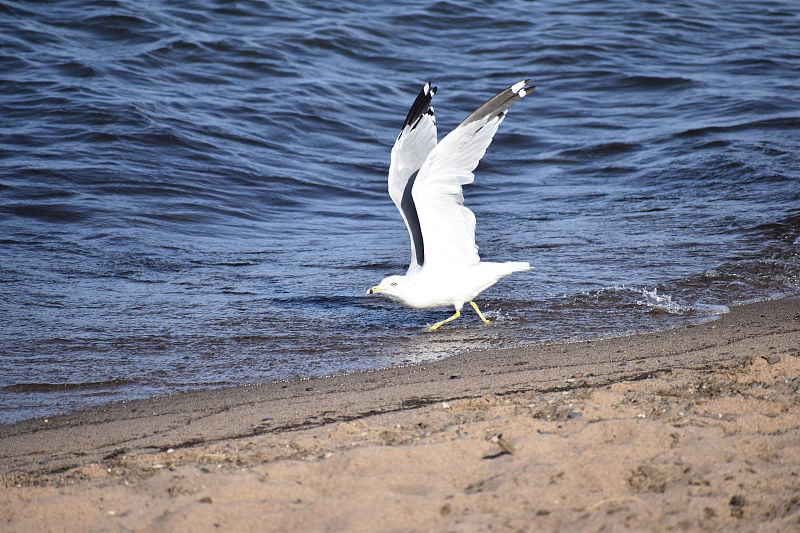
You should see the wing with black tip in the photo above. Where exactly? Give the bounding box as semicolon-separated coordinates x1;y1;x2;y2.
387;82;438;272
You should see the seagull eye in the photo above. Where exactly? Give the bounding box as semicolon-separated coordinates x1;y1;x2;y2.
390;282;397;287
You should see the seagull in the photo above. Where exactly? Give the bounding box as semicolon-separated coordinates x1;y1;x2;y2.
367;80;535;331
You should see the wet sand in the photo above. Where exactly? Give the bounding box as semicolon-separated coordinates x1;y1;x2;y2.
1;297;799;532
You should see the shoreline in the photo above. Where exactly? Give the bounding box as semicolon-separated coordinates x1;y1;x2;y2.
1;296;799;531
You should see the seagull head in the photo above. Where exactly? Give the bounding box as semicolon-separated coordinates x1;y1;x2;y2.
366;275;407;300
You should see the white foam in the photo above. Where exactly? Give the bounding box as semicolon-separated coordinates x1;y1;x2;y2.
639;288;729;316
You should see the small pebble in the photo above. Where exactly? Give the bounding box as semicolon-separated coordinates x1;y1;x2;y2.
491;434;515;455
449;373;462;379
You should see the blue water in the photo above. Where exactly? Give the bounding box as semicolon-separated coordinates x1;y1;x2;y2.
1;0;799;424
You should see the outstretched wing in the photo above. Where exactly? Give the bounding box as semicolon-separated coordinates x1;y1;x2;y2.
388;82;437;273
412;80;535;269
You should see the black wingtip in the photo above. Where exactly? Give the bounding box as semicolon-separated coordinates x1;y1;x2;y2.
401;81;437;131
457;79;536;127
510;79;536;97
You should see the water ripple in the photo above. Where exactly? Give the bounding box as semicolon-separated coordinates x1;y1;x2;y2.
1;0;799;424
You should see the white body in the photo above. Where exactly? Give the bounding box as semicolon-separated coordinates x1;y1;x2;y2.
368;80;534;326
377;261;530;310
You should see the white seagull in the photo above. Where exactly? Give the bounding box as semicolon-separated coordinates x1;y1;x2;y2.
367;79;535;331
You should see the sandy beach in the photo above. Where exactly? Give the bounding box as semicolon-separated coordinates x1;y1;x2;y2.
1;297;798;532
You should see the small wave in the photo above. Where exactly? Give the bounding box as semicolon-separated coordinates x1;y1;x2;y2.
3;379;137;393
558;141;642;161
618;74;695;90
2;203;90;223
676;116;800;138
82;13;160;44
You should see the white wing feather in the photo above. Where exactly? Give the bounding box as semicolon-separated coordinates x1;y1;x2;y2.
412;80;534;269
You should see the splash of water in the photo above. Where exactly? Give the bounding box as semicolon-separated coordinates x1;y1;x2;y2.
639;288;729;316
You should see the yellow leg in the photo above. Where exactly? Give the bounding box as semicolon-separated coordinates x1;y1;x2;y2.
427;309;461;332
470;301;491;325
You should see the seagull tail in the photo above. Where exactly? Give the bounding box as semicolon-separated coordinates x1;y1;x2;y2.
503;261;531;275
486;261;531;279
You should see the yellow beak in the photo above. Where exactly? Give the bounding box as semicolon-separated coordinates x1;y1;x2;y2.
367;286;382;295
